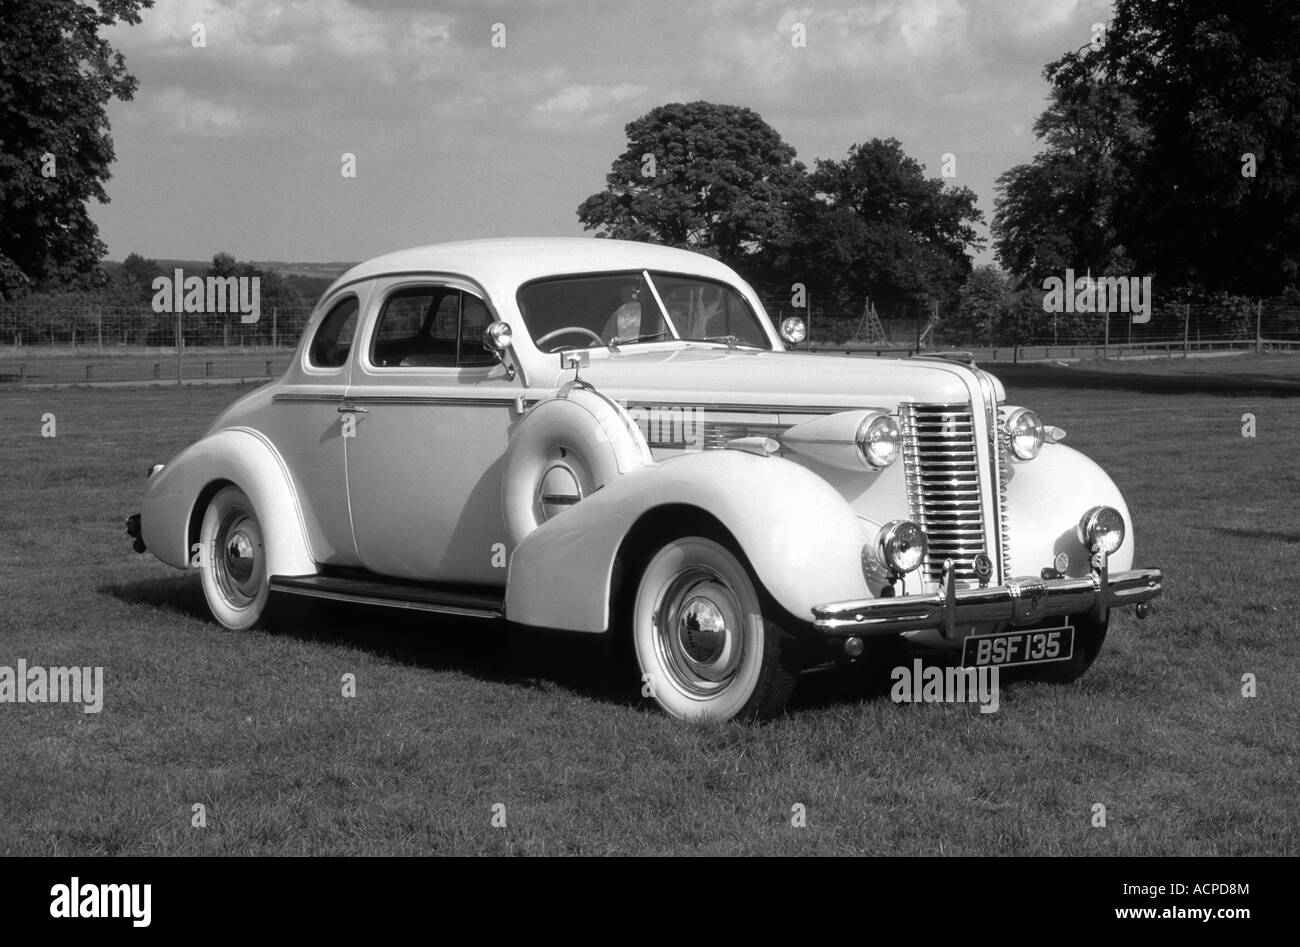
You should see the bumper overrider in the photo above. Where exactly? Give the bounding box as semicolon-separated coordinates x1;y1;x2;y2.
813;505;1163;639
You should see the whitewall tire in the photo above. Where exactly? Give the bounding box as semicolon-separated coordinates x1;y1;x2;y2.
632;536;795;721
198;485;270;631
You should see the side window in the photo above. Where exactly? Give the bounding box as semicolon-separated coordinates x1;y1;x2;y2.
371;289;455;368
308;295;359;369
370;285;496;369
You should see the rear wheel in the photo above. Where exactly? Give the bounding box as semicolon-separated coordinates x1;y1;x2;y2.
631;535;796;721
198;485;270;631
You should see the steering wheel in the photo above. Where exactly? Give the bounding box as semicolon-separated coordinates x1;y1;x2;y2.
534;326;605;350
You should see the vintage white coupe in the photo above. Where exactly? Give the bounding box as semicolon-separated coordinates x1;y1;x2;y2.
127;238;1162;720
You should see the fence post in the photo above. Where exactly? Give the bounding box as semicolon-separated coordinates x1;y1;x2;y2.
1256;299;1263;355
1183;304;1190;358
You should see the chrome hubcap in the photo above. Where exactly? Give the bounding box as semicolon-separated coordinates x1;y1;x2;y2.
653;569;744;695
678;595;727;666
214;508;262;607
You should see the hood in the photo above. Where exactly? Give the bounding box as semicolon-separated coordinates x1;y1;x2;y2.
548;344;1006;414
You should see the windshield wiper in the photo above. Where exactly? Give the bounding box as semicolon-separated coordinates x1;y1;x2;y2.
609;330;672;350
687;335;761;350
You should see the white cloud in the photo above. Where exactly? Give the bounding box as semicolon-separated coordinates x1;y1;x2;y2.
149;87;247;138
530;83;649;130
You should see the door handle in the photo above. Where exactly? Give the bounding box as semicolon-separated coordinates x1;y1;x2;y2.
337;404;369;414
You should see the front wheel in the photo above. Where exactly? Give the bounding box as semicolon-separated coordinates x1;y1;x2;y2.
631;536;796;721
198;485;270;630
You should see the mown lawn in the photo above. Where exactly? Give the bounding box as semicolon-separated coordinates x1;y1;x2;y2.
0;356;1296;855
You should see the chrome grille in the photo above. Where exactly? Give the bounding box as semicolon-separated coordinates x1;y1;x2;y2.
900;402;988;583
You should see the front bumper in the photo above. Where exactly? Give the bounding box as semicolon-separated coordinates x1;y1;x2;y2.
812;557;1163;639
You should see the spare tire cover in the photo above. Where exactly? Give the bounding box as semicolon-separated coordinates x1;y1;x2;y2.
502;386;652;545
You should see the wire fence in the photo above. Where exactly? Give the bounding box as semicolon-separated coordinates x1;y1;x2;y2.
0;302;315;350
761;297;1300;348
1;295;1297;386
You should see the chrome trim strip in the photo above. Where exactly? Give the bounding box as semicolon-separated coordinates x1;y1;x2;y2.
624;401;865;415
273;392;531;408
272;393;347;404
973;368;1006;582
269;580;503;618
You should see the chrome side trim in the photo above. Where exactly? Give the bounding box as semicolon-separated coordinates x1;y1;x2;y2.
272;393;533;408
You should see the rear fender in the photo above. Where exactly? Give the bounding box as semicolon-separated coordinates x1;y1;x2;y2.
504;450;873;633
141;427;315;576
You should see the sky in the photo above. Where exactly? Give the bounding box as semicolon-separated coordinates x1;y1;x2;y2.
93;0;1113;267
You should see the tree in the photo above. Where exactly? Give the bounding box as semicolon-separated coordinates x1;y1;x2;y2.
1105;0;1300;294
576;102;806;273
943;265;1009;345
114;251;163;302
781;138;983;315
994;0;1300;296
993;43;1146;291
0;0;153;299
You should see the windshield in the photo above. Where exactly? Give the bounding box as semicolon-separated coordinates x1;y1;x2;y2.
517;270;772;353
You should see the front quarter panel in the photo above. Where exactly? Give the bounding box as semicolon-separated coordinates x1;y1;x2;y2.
1004;442;1137;576
505;450;874;633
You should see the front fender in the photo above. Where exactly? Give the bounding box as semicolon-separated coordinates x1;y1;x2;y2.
504;450;873;633
1004;442;1136;575
140;427;315;576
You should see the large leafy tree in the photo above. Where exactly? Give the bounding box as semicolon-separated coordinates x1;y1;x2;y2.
994;0;1300;296
0;0;152;299
993;50;1144;289
1106;0;1300;293
576;102;806;273
780;138;983;314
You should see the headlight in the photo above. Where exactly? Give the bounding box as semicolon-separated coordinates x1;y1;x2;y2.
1005;408;1045;460
878;520;928;575
1077;505;1126;554
780;316;806;345
855;413;900;469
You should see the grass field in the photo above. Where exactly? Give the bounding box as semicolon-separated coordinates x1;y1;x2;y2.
1;355;1297;855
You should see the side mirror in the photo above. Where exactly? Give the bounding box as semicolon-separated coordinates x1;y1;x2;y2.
780;316;807;347
482;322;516;380
483;321;513;352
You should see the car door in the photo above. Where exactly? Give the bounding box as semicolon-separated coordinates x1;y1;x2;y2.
343;276;518;585
266;287;369;566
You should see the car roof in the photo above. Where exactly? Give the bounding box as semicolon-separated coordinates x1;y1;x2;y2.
333;237;743;290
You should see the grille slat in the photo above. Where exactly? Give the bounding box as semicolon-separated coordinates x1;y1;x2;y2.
901;402;990;583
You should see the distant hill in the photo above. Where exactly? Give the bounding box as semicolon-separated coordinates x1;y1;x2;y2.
103;259;358;307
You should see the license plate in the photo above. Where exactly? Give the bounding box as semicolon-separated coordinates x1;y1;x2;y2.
961;624;1075;668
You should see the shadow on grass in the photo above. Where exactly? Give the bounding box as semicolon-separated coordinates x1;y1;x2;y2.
100;575;635;709
1209;526;1300;545
992;362;1300;396
100;575;916;719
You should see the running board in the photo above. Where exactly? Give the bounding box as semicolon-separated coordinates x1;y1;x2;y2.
269;575;504;619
